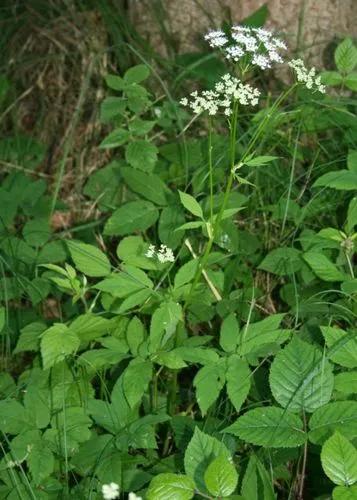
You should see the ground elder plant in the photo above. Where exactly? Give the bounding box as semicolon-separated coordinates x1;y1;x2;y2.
0;18;356;500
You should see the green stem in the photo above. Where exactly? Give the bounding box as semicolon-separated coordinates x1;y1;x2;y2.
208;117;214;223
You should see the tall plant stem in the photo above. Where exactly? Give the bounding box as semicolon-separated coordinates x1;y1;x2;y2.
298;411;308;499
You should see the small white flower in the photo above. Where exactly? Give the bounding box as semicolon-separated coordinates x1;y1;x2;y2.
145;244;156;258
145;244;175;263
288;59;325;93
204;30;228;48
128;493;142;500
180;97;188;106
102;483;120;500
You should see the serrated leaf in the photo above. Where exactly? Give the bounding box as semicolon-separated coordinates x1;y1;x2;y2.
0;400;30;435
321;71;344;86
303;252;347;282
334;372;357;395
224;406;306;448
204;454;238;497
124;64;150;84
194;361;226;415
122;360;152;408
309;401;357;445
41;324;80;370
346;72;357;91
99;128;129;149
179;191;203;219
184;427;230;492
147;473;195;500
237;314;288;356
335;38;357;74
220;313;239;353
321;326;357;368
259;247;302;276
269;337;334;413
28;443;54;485
149;301;182;353
67;240;111;277
226;355;251;412
321;432;357;485
333;485;357;500
104;200;159;236
125;140;158;172
121;166;168;205
174;260;199;289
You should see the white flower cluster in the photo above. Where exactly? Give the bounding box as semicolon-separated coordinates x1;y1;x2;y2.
288;59;325;93
205;25;287;70
102;483;142;500
145;244;175;263
180;73;260;116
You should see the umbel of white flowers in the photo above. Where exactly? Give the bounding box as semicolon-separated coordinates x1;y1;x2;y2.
145;244;175;263
101;483;142;500
180;25;325;117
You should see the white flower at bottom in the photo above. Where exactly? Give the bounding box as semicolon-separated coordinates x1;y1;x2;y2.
128;493;142;500
102;483;120;500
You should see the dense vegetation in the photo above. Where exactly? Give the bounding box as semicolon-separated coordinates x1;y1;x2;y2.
0;3;356;499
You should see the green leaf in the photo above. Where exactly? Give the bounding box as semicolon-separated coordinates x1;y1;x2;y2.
204;454;238;497
70;313;112;343
346;197;357;233
95;267;153;298
159;205;186;249
28;443;54;485
244;155;278;167
124;64;150;84
303;252;347;282
321;432;357;485
13;322;46;353
309;401;357;445
194;360;226;415
348;151;357;173
184;427;230;492
104;200;159;236
269;337;334;413
333;485;357;500
40;324;80;370
24;387;50;429
147;473;195;500
335;38;357;74
237;314;288;356
241;455;276;500
23;218;50;247
334;372;357;395
100;96;126;122
174;260;199;289
259;247;302;276
346;72;357;91
67;240;111;277
321;326;357;368
224;406;306;448
321;71;344;86
105;74;126;90
220;313;239;353
121;166;168;205
226;355;251;412
0;400;29;435
125;140;158;172
155;350;187;369
122;360;152;408
178;191;203;219
129;117;155;135
126;316;146;356
313;170;357;191
149;301;182;353
99;128;129;149
117;235;157;270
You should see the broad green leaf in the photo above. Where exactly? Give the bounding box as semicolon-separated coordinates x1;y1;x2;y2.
303;252;347;282
99;128;129;149
335;38;357;74
321;71;344;86
41;324;80;370
178;191;203;219
269;337;334;413
237;314;288;356
346;72;357;91
0;400;30;435
159;205;186;249
100;96;126;122
346;197;357;233
147;473;195;500
333;485;357;500
321;432;357;485
155;350;187;369
66;240;111;277
334;372;357;395
204;454;238;497
118;288;152;313
125;140;158;172
24;387;50;429
129;117;155;135
70;313;112;343
121;167;168;205
83;161;121;209
175;347;219;365
226;355;251;412
258;247;302;276
220;313;239;353
241;455;276;500
105;74;126;90
309;401;357;445
104;200;159;236
224;406;306;448
321;326;357;368
194;360;226;415
124;64;150;84
78;349;126;371
174;260;199;289
149;301;182;353
126;316;146;356
122;360;152;408
28;443;54;485
51;406;92;444
116;235;158;270
13;322;46;353
23;218;50;247
313;170;357;191
96;267;153;298
184;427;230;492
